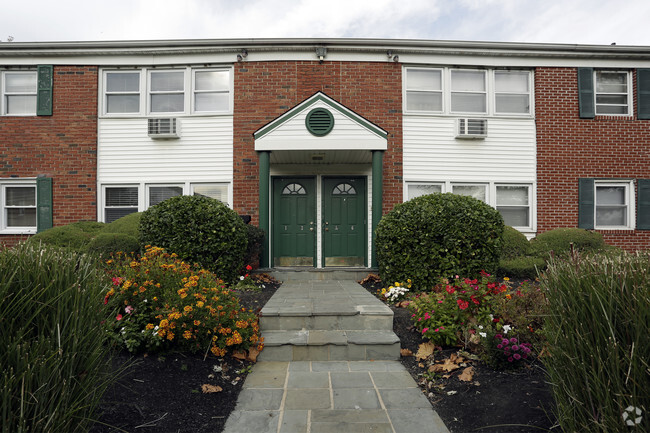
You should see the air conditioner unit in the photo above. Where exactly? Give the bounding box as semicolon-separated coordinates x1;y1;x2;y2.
148;118;180;139
457;118;487;139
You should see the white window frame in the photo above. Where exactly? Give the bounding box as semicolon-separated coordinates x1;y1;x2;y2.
190;182;230;205
1;70;38;116
103;70;143;115
449;69;488;115
405;182;445;201
103;185;140;224
451;183;489;203
191;69;232;114
594;70;632;116
495;184;532;230
100;67;233;117
403;67;533;117
1;180;37;234
148;69;186;114
404;68;444;114
594;180;635;230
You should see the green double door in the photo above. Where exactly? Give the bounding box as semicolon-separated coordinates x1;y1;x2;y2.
272;176;366;267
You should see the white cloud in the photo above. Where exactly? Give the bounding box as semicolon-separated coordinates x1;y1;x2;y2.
1;0;648;46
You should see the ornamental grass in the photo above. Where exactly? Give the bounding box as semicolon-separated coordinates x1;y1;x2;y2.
541;250;649;432
1;244;115;433
103;246;263;358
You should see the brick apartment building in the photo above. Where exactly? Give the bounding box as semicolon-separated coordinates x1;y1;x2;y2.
0;39;648;267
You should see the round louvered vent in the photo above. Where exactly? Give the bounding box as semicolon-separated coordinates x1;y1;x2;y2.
305;108;334;136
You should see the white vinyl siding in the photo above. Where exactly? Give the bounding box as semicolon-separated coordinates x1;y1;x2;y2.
2;71;37;115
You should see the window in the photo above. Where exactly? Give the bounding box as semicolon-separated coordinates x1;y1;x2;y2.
495;71;530;114
105;71;141;114
150;70;185;113
407;183;443;200
405;69;442;112
105;186;138;223
451;70;487;114
595;71;631;115
193;70;230;112
452;184;487;202
595;183;631;228
496;185;530;227
192;183;229;204
3;185;36;230
2;71;37;115
148;185;182;206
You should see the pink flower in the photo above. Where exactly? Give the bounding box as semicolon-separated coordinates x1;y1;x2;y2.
112;277;121;286
512;345;519;351
510;337;518;344
502;339;510;345
438;300;444;304
424;313;431;320
116;314;123;321
513;353;521;360
495;334;502;340
125;305;134;314
440;327;444;330
434;328;439;332
422;328;429;334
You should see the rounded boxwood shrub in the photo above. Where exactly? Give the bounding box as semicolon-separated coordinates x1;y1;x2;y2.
498;256;546;280
139;195;247;283
244;224;265;268
530;228;607;258
376;193;504;289
27;221;105;251
101;212;142;238
85;233;141;257
500;226;532;260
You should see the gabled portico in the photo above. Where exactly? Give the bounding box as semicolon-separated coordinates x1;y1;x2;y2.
254;92;387;269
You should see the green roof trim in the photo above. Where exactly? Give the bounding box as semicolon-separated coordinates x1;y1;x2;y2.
254;92;388;140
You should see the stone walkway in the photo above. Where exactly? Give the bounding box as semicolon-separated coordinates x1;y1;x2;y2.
223;279;450;433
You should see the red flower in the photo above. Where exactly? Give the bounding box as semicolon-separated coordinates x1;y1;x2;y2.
246;265;253;271
457;299;469;310
116;314;123;321
103;295;109;305
445;285;455;295
470;295;480;305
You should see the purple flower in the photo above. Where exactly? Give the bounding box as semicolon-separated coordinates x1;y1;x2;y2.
513;353;521;360
508;357;514;362
495;334;502;340
510;337;518;344
512;345;519;351
502;339;510;346
497;344;503;349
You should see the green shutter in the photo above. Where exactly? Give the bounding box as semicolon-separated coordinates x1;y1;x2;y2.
578;178;595;229
36;65;53;116
637;69;650;120
637;179;650;230
36;177;53;233
577;68;595;119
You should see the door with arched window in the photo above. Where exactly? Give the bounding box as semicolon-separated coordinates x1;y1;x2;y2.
322;177;366;267
272;177;316;266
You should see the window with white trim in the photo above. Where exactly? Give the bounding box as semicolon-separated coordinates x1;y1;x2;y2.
104;186;139;223
452;184;487;202
101;67;232;116
495;71;530;114
405;69;443;112
148;185;182;207
407;183;443;200
192;183;229;205
105;71;141;114
2;71;37;115
595;70;631;115
496;185;530;227
595;182;633;228
451;70;487;114
1;183;37;232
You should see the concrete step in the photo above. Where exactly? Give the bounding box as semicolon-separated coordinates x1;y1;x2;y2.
260;309;393;331
258;330;401;362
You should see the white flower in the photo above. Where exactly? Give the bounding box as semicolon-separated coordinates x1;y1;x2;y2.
478;325;484;330
502;324;512;335
479;332;487;338
239;276;245;281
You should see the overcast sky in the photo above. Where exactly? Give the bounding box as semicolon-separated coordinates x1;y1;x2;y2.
1;0;648;46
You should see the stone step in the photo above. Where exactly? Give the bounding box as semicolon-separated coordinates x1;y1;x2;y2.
259;310;394;331
258;330;401;362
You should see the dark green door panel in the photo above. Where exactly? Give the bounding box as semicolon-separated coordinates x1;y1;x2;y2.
323;177;366;267
272;177;316;266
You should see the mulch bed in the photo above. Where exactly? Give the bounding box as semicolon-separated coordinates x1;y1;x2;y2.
90;276;559;433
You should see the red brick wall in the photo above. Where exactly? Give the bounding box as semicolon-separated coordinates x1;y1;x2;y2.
233;61;403;222
535;67;650;251
0;66;98;247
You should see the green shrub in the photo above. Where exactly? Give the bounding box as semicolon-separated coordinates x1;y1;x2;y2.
530;227;606;258
85;233;140;257
27;221;105;250
244;224;265;268
542;251;650;432
103;246;261;357
101;212;142;238
500;226;531;259
0;244;115;432
498;256;546;280
139;195;248;283
376;193;504;289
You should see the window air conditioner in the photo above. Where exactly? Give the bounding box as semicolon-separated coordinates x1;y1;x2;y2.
148;118;180;139
457;118;487;139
